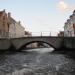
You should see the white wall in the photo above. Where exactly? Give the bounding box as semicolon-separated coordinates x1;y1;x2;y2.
15;22;25;38
64;19;75;37
9;23;16;38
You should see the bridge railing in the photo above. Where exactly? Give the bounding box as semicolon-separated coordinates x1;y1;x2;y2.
31;31;58;37
0;31;59;38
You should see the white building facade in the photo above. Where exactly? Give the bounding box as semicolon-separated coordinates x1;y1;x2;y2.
8;14;16;38
15;21;25;38
64;10;75;37
9;23;16;38
8;13;25;38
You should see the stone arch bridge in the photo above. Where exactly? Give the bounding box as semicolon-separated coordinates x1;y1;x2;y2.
0;37;75;51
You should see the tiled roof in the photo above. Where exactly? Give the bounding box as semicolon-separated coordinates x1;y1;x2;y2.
73;10;75;13
10;17;16;23
9;17;16;24
25;31;31;35
70;15;73;19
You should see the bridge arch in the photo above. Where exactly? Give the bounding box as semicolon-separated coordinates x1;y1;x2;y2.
19;40;56;50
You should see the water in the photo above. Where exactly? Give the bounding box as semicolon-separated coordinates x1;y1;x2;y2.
0;48;75;75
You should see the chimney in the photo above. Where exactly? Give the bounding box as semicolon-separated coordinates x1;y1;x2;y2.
3;9;5;12
18;21;21;24
8;12;11;18
73;10;75;15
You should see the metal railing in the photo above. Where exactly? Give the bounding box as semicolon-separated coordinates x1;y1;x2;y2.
0;31;59;38
31;31;58;37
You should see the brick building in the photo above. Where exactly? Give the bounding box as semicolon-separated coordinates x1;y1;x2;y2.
64;10;75;37
0;9;9;37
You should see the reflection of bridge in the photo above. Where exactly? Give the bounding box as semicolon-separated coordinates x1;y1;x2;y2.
0;36;75;50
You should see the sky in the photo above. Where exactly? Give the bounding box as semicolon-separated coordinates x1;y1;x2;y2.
0;0;75;35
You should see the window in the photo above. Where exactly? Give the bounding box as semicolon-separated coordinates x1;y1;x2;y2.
3;16;5;20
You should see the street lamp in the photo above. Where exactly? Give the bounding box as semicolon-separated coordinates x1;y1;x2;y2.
50;32;51;36
41;32;42;37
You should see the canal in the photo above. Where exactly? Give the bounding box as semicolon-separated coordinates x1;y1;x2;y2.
0;48;75;75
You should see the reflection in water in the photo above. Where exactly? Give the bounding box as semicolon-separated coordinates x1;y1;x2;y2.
26;48;54;53
0;48;75;75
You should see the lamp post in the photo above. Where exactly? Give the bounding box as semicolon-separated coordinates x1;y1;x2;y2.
50;32;51;36
41;32;42;37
